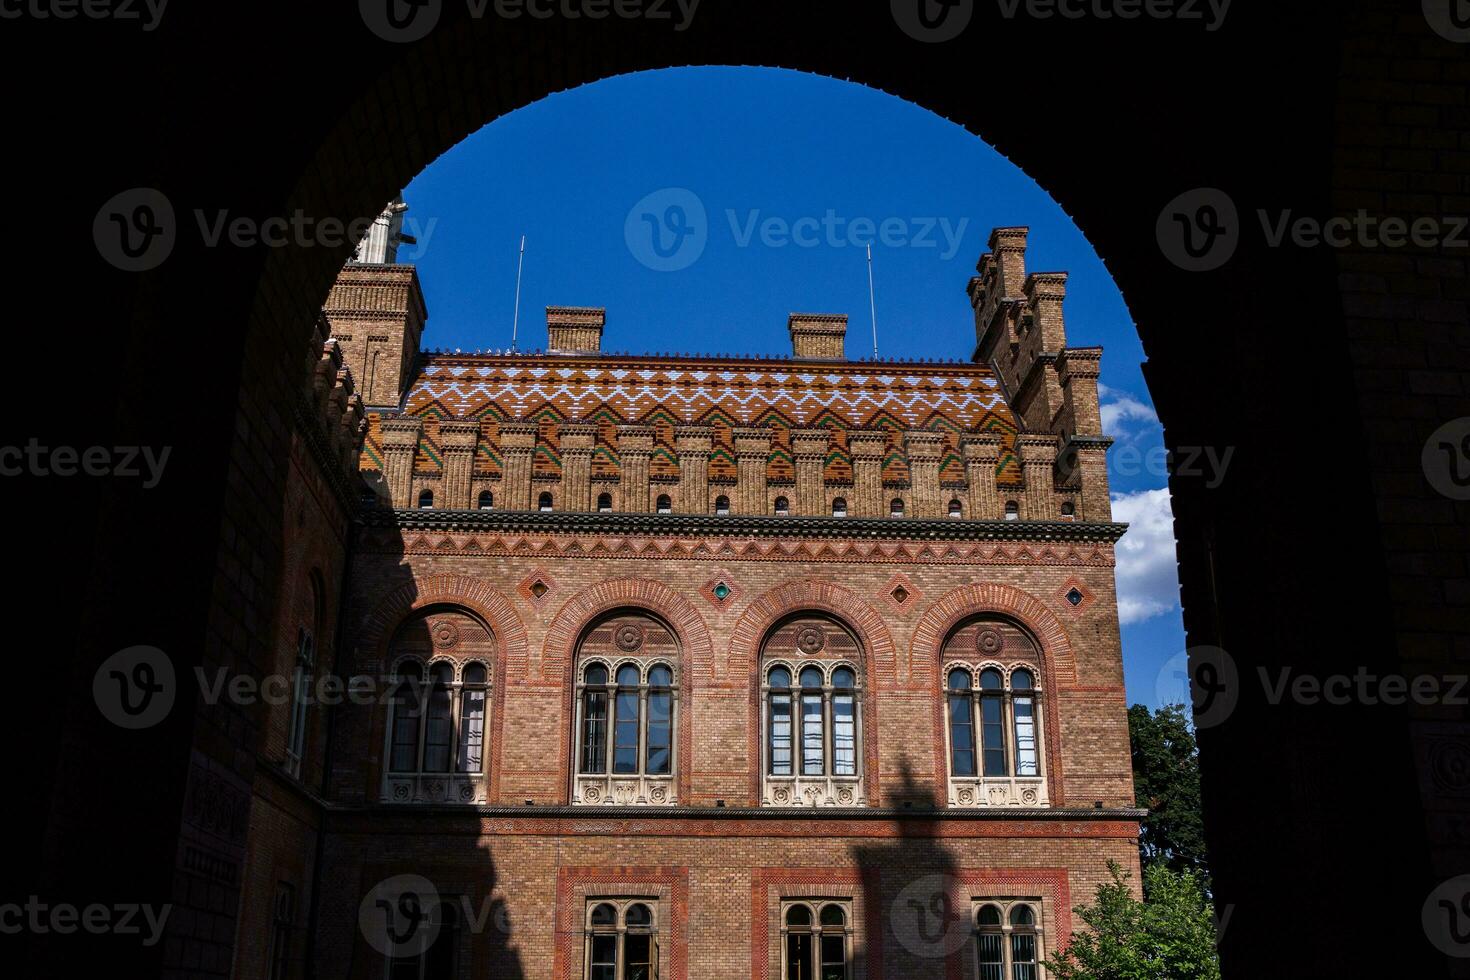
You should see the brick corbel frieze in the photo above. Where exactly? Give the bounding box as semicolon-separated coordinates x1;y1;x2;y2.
543;578;714;806
730;579;898;807
913;583;1080;806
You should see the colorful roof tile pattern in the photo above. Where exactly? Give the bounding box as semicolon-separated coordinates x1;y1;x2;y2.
363;355;1023;485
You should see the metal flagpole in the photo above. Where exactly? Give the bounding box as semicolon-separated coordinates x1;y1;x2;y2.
510;235;526;352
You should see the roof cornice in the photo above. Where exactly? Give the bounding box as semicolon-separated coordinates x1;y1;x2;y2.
359;508;1128;542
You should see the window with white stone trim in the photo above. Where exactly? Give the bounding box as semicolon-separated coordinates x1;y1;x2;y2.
761;616;865;807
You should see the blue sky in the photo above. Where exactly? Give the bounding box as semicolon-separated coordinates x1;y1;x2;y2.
399;66;1186;709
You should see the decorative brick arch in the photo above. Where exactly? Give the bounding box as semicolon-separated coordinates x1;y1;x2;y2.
357;574;529;805
915;583;1076;804
732;579;896;805
544;578;713;805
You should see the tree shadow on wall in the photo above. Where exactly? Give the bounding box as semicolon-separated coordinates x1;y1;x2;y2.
848;761;963;980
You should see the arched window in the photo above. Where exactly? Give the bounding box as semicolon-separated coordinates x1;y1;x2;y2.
381;611;495;804
1060;500;1076;519
782;901;851;980
538;491;554;512
418;489;434;508
761;616;864;806
388;899;460;980
478;489;494;509
597;492;613;513
832;497;847;517
890;497;905;517
1004;499;1019;521
942;619;1048;807
973;901;1043;980
949;498;963;518
284;575;321;779
655;494;672;514
714;495;730;515
584;899;659;980
574;614;680;805
774;496;790;516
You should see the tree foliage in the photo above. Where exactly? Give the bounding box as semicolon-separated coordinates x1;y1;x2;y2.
1044;861;1221;980
1128;703;1208;881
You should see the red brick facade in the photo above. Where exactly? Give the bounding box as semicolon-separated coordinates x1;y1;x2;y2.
233;228;1141;979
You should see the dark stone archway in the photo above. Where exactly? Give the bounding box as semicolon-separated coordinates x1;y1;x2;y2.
14;2;1467;976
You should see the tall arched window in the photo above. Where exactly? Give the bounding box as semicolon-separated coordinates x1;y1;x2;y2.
714;495;730;515
478;489;494;509
381;610;494;804
949;498;963;518
831;497;847;517
597;492;613;513
418;489;434;508
773;496;790;516
973;901;1043;980
942;618;1048;807
655;494;672;514
573;613;680;805
538;491;554;511
761;616;864;807
782;901;851;980
890;497;905;517
284;574;321;779
584;900;659;980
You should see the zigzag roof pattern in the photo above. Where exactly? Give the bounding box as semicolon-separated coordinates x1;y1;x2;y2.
402;354;1018;430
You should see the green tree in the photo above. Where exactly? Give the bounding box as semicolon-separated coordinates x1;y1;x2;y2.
1128;703;1208;881
1044;861;1221;980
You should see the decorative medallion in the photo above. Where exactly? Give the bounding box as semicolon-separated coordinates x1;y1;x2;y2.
615;624;645;652
797;627;826;654
430;619;460;649
700;573;742;609
459;783;475;801
517;569;558;605
1056;576;1094;614
976;628;1004;655
881;572;922;615
649;785;668;804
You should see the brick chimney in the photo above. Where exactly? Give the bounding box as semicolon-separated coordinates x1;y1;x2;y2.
788;313;847;360
547;306;605;354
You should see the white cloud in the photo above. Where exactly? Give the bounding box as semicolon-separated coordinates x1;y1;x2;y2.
1097;382;1159;437
1111;488;1181;625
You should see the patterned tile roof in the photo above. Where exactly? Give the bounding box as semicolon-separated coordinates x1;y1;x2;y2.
365;354;1024;486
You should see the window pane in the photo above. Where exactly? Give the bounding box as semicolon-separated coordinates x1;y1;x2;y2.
980;668;1003;690
1011;933;1038;980
463;662;487;686
820;935;846;979
949;694;976;777
456;688;485;772
617;664;641;687
589;933;617;980
613;690;640;774
1013;697;1038;777
981;696;1007;777
976;933;1004;980
648;665;672;687
800;667;824;689
832;667;855;689
832;694;856;776
976;905;1001;926
624;934;652;980
801;694;825;775
786;934;812;980
581;691;608;774
389;687;421;773
785;904;812;926
819;904;845;926
585;664;608;686
590;903;617;926
287;665;310;760
1009;905;1035;927
626;903;652;926
947;668;971;691
646;690;672;775
422;684;453;772
770;693;792;776
768;666;791;689
1012;668;1034;690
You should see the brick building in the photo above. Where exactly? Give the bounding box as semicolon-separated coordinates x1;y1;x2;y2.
235;209;1142;980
